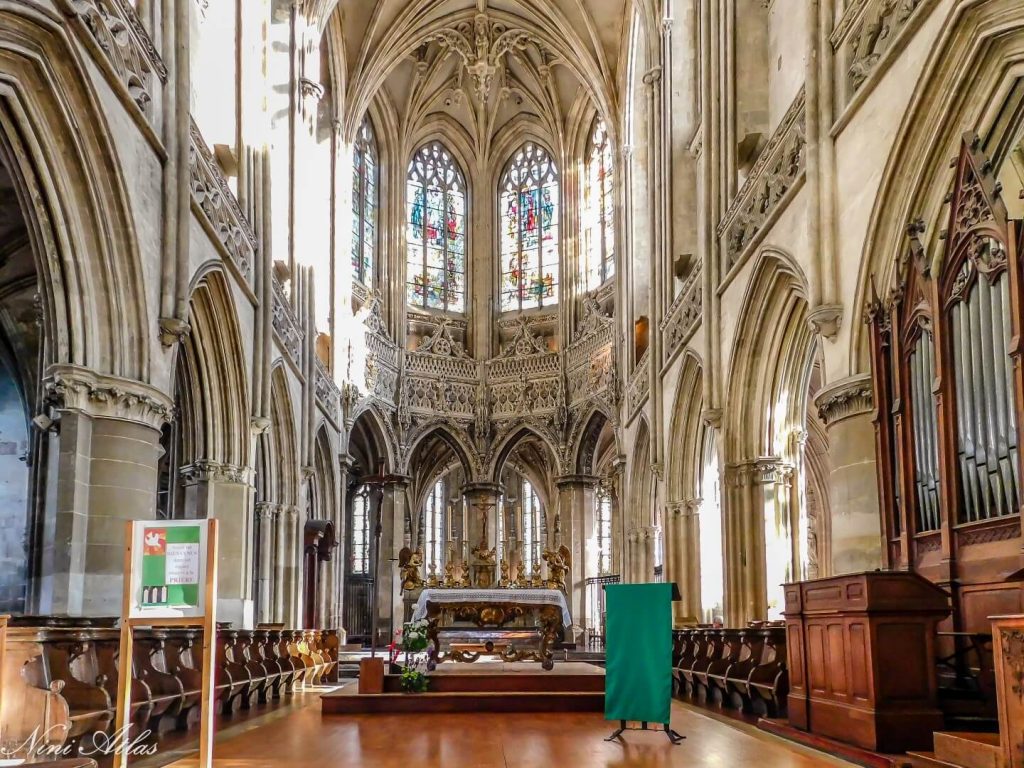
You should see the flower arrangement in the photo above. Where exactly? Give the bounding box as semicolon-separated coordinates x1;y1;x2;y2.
390;619;432;692
399;666;430;693
401;619;430;653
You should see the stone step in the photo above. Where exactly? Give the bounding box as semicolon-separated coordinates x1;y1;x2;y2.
932;732;1003;768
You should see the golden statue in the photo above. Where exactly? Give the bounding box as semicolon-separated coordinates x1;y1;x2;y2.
498;558;510;588
442;559;459;588
542;545;571;591
398;547;425;591
426;562;439;588
530;564;543;589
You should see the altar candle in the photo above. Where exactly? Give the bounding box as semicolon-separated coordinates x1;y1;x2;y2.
447;503;454;542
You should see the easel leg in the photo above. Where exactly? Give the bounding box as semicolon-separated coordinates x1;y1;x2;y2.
604;720;627;741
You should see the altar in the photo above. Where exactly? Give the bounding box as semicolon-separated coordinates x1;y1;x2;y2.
396;482;575;671
413;588;571;671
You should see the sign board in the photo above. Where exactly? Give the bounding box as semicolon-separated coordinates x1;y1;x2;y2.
129;521;209;619
116;519;218;768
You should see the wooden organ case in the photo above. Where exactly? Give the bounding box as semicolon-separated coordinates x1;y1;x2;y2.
867;133;1024;642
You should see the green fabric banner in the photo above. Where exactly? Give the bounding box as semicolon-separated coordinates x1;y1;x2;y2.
604;582;673;724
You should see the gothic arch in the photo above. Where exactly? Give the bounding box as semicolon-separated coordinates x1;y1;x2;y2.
178;269;251;468
852;0;1024;372
667;350;705;502
348;404;398;477
572;405;615;476
404;421;475;479
488;423;562;483
269;364;300;507
725;247;813;464
628;416;654;531
0;7;149;380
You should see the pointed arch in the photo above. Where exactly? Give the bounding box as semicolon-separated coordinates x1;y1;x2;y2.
178;268;251;468
0;7;149;379
667;351;706;502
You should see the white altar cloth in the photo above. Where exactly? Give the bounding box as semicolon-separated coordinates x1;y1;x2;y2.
412;588;572;626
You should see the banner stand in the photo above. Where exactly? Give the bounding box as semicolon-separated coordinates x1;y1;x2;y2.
602;582;684;746
113;519;219;768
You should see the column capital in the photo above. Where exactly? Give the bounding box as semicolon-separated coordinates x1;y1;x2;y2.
255;501;280;519
461;481;503;497
814;373;873;426
180;459;254;486
45;364;174;431
555;474;599;489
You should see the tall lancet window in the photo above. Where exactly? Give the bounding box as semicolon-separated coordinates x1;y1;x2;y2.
423;479;446;574
406;142;467;313
500;142;560;312
351;118;378;288
521;478;543;574
584;119;615;290
596;486;613;575
351;486;371;574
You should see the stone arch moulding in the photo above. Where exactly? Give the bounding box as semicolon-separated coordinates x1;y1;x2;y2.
666;350;705;503
269;363;300;507
0;7;149;381
348;402;399;476
724;246;811;462
571;404;617;476
404;420;476;479
852;0;1024;373
181;268;252;469
487;422;562;484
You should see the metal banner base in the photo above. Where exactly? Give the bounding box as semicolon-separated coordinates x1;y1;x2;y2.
604;719;684;745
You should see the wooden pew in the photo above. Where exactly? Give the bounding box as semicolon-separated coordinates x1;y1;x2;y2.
235;630;270;706
746;627;787;716
132;629;187;733
716;627;766;711
683;629;721;701
162;628;203;728
214;628;251;715
699;629;744;705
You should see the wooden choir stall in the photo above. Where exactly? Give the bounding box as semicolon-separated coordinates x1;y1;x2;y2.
783;571;950;753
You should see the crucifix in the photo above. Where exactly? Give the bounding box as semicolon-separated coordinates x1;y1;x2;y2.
476;496;497;548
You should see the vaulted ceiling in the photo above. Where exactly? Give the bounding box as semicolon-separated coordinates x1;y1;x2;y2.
319;0;636;161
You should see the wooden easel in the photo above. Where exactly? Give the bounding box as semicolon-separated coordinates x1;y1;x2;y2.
113;520;219;768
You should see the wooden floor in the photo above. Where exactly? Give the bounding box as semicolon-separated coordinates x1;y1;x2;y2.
158;689;858;768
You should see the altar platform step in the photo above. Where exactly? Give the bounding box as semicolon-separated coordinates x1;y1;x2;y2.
321;661;605;715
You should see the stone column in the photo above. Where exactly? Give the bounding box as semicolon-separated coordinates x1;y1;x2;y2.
815;374;882;574
722;461;768;626
179;460;256;627
282;505;300;627
377;475;409;645
333;455;353;634
554;475;597;635
274;504;289;623
39;365;172;615
255;501;279;625
667;500;701;622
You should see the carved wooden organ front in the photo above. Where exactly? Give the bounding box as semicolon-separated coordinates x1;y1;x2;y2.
868;133;1024;634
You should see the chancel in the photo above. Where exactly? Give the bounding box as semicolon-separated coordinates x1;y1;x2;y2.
2;0;1024;767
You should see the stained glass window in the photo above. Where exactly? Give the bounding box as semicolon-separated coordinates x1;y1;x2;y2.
596;488;613;575
584;119;615;290
351;119;378;288
350;486;370;575
522;479;543;573
406;142;467;313
500;143;560;312
424;479;445;574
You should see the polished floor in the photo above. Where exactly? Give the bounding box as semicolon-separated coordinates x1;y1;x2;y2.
159;689;856;768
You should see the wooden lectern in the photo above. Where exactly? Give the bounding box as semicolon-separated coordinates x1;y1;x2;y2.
783;571;950;753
